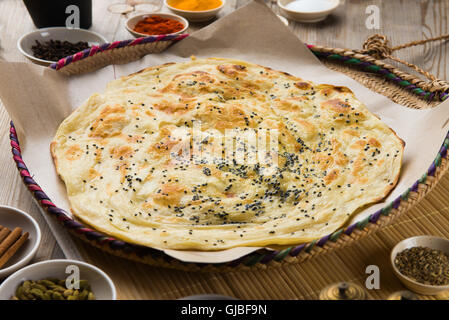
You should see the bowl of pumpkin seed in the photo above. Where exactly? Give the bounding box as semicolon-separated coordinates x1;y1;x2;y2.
0;259;116;300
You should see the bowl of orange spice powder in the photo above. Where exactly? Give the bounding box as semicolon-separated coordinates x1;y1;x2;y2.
165;0;225;22
126;13;189;38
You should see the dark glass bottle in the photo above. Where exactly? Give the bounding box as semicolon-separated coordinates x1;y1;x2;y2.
23;0;92;29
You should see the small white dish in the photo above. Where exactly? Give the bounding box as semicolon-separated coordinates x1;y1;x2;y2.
17;27;108;66
0;205;41;279
0;259;116;300
165;0;226;22
278;0;340;23
391;235;449;295
126;13;189;38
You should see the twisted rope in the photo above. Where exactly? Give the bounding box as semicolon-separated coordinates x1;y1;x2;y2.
358;34;449;93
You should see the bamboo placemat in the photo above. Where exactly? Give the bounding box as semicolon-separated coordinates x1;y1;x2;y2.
72;171;449;300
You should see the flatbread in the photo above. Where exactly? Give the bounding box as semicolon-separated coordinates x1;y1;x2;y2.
51;57;404;250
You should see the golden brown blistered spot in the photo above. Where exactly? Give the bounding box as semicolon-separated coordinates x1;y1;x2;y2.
152;183;184;206
331;138;342;150
65;145;82;161
142;202;153;211
154;102;192;114
293;119;317;138
145;110;155;117
352;156;369;184
314;154;334;170
343;128;360;137
174;70;215;83
350;139;367;150
90;105;129;138
294;82;311;90
161;71;216;98
88;168;100;180
217;64;247;77
273;98;307;113
333;86;351;93
126;134;144;144
110;145;133;159
101;104;126;116
368;137;381;148
119;162;128;183
150;136;179;155
321;87;333;96
198;104;249;131
352;155;364;177
335;152;348;166
94;149;102;163
324;169;339;184
321;98;351;114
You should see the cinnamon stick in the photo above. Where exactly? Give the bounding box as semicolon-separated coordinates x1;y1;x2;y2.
0;232;29;268
0;227;11;243
0;227;22;257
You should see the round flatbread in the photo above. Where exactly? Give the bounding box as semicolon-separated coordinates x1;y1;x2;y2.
51;57;404;250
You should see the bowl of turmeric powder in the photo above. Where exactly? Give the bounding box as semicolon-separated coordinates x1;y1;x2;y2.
165;0;225;22
126;13;189;38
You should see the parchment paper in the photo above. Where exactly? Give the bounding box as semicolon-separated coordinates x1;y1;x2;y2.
0;1;448;263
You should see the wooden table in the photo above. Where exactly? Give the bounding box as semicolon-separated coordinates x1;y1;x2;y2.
0;0;448;299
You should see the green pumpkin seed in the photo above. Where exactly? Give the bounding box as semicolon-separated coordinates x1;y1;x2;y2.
22;280;32;290
78;290;88;300
63;289;74;298
42;292;52;300
31;283;47;292
37;279;56;288
30;288;44;300
13;278;94;301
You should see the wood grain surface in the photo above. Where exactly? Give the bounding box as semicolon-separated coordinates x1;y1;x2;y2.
0;0;448;299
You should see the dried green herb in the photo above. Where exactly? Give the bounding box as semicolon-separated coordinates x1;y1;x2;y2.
394;246;449;286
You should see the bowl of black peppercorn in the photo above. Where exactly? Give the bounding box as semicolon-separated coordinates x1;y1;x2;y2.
18;27;108;66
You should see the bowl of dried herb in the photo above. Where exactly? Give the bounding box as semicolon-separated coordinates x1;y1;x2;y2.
17;27;108;66
391;236;449;295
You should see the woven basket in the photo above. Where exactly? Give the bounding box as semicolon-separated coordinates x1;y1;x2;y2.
9;35;449;272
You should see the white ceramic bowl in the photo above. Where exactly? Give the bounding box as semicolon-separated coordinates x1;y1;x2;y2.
0;205;41;279
278;0;340;23
0;259;116;300
17;27;108;66
126;13;189;38
165;0;226;22
391;235;449;295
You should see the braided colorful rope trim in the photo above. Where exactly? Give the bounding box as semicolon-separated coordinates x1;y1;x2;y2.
9;125;449;267
49;34;189;71
307;44;449;102
10;35;449;268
